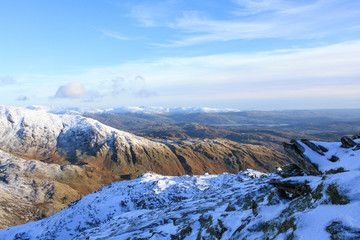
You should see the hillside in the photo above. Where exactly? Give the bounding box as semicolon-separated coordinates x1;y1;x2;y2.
1;135;359;239
0;106;288;229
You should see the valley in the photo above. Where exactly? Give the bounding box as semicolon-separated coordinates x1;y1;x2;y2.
0;106;289;229
0;106;359;238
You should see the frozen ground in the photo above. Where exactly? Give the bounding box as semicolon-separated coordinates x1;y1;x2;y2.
0;137;360;239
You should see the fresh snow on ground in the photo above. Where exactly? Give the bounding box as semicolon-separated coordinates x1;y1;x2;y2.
0;118;360;239
298;139;360;172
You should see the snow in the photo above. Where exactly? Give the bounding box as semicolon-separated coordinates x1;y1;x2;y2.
24;105;242;115
0;171;275;239
0;107;360;239
1;155;360;239
0;105;163;157
298;139;360;172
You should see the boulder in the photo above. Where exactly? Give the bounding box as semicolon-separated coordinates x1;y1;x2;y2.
354;144;360;151
340;136;357;148
269;180;311;199
283;140;322;176
328;155;339;162
318;145;329;152
351;134;360;140
275;163;304;178
300;139;325;156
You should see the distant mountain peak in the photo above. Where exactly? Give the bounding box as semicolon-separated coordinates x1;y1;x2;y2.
23;105;242;115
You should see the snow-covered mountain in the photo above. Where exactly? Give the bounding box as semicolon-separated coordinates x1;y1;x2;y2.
0;105;288;229
0;105;162;160
0;149;88;228
0;105;286;175
1;136;359;239
24;105;242;115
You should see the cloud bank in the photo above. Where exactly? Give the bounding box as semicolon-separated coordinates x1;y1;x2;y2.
54;82;87;99
0;77;16;85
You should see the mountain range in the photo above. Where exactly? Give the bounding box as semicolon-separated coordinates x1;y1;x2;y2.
1;135;359;239
0;106;288;229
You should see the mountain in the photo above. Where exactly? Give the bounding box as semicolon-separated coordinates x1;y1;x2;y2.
25;105;242;115
0;106;288;229
1;135;359;239
0;106;288;175
0;149;89;228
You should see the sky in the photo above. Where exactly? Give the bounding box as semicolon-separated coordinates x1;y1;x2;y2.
0;0;360;110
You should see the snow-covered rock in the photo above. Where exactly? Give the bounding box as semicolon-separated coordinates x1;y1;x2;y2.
1;137;360;239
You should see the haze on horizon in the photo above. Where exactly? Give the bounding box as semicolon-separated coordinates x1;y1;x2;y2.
0;0;359;110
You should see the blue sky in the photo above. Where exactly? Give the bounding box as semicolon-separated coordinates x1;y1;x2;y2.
0;0;360;110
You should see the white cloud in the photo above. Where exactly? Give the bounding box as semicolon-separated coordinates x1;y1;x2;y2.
19;40;360;108
157;0;360;47
134;88;158;98
102;30;129;40
232;0;289;15
129;1;176;27
0;77;16;85
54;82;87;99
16;95;29;101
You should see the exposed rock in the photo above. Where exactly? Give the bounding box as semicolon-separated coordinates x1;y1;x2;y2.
318;145;328;152
354;144;360;151
340;136;357;148
351;134;360;140
328;155;339;162
275;163;304;178
300;139;324;155
326;221;360;240
0;150;93;229
269;180;311;199
251;200;258;216
283;140;322;176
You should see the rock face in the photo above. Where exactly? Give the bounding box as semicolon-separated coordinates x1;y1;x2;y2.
283;136;360;175
0;106;289;229
340;136;357;148
283;140;322;176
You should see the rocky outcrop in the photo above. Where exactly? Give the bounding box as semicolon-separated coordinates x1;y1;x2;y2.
300;139;325;155
269;180;311;199
274;163;304;178
283;136;360;177
354;144;360;151
351;133;360;140
340;136;357;148
283;140;322;176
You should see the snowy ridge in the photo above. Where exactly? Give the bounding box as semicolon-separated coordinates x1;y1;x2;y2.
0;170;271;239
298;139;360;172
1;137;360;239
25;105;242;115
0;105;159;158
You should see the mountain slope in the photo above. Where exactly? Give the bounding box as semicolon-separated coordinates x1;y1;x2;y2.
0;106;288;175
0;106;289;229
1;136;359;239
